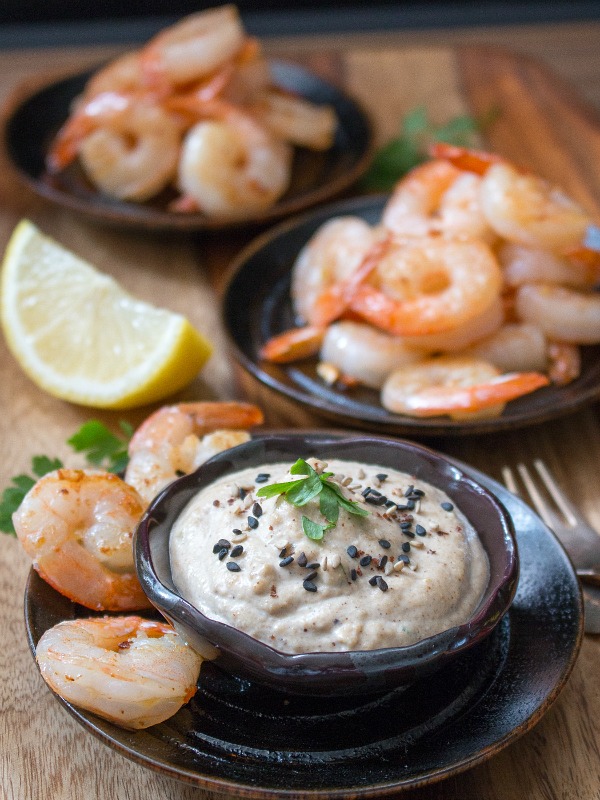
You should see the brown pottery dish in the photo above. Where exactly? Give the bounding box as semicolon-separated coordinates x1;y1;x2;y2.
135;432;518;696
3;61;373;232
223;194;600;435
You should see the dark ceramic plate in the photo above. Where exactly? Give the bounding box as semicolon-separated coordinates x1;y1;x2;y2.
223;194;600;435
24;462;582;797
3;61;372;232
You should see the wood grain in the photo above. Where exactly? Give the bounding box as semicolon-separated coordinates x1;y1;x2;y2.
1;24;600;800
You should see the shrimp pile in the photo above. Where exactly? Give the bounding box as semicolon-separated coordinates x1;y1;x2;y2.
14;400;263;728
262;144;600;419
46;4;337;217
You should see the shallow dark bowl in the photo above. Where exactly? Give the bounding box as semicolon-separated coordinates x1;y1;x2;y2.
134;432;518;696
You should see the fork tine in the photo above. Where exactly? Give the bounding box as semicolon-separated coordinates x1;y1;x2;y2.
516;463;556;530
533;459;579;526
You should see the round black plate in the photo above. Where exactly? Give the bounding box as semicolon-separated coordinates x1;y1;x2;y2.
24;463;582;797
3;61;373;232
223;193;600;435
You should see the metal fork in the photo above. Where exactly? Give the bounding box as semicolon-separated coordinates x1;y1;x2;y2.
502;459;600;634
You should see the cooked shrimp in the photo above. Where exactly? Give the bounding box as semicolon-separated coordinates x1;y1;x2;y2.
499;242;600;288
290;216;377;325
249;89;337;151
382;159;462;237
514;284;600;344
174;100;292;216
381;356;549;419
319;321;426;389
429;142;505;175
36;616;202;730
547;341;582;386
400;297;504;353
260;325;325;363
349;236;503;336
465;322;548;373
82;51;145;100
13;470;150;612
140;5;246;90
47;92;181;201
480;162;592;252
125;401;264;504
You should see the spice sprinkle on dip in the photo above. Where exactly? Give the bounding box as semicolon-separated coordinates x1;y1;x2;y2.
169;458;489;654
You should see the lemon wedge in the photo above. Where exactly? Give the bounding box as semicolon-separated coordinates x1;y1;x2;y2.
1;220;213;409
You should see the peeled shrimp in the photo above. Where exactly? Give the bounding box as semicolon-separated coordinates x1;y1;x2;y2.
250;89;337;151
465;322;548;373
81;51;145;100
13;470;150;612
381;355;549;419
515;284;600;344
140;5;246;90
47;92;181;201
174;100;292;216
384;161;495;243
36;616;202;730
499;241;600;288
319;321;425;389
290;216;377;326
349;235;503;336
125;401;264;505
480;162;592;252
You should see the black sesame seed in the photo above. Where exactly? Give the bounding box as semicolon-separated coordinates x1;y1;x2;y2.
230;545;244;558
305;570;318;582
404;485;414;497
412;489;425;497
380;555;388;569
402;542;411;552
226;561;241;572
441;501;454;511
346;545;358;558
377;577;389;592
217;548;229;561
369;576;378;586
252;502;263;518
415;524;427;536
378;539;391;549
297;552;308;567
279;555;294;567
359;555;372;567
248;516;259;529
217;539;231;549
395;503;412;511
402;529;415;539
232;528;242;536
306;562;320;570
303;580;318;592
279;546;288;558
239;488;247;500
350;569;357;581
398;554;410;564
361;486;372;497
400;521;413;530
366;494;387;506
376;473;388;482
212;543;223;554
255;473;270;483
384;500;397;508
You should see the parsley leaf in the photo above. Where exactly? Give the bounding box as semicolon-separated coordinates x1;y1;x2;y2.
67;419;132;474
0;419;133;535
361;105;498;192
256;457;368;540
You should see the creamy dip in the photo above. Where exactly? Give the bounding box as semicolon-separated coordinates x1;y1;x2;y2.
170;459;489;653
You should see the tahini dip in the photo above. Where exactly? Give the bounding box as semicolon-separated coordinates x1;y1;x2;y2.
169;458;489;653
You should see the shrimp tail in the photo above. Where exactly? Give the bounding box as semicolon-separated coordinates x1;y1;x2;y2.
429;142;506;175
260;325;325;363
402;371;549;417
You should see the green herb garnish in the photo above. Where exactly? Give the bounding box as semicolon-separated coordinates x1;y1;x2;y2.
0;419;133;535
361;105;498;192
256;458;368;541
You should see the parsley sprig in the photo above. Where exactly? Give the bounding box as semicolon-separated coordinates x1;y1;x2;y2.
361;106;498;192
0;420;132;535
256;458;368;541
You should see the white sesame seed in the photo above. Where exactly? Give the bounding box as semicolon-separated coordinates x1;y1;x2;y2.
342;476;353;487
321;556;328;571
393;561;405;573
231;531;247;543
330;553;341;569
410;563;419;572
430;522;440;532
358;468;366;480
350;483;362;492
411;540;425;549
384;561;394;576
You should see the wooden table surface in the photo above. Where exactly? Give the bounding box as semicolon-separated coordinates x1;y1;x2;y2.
1;19;600;800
